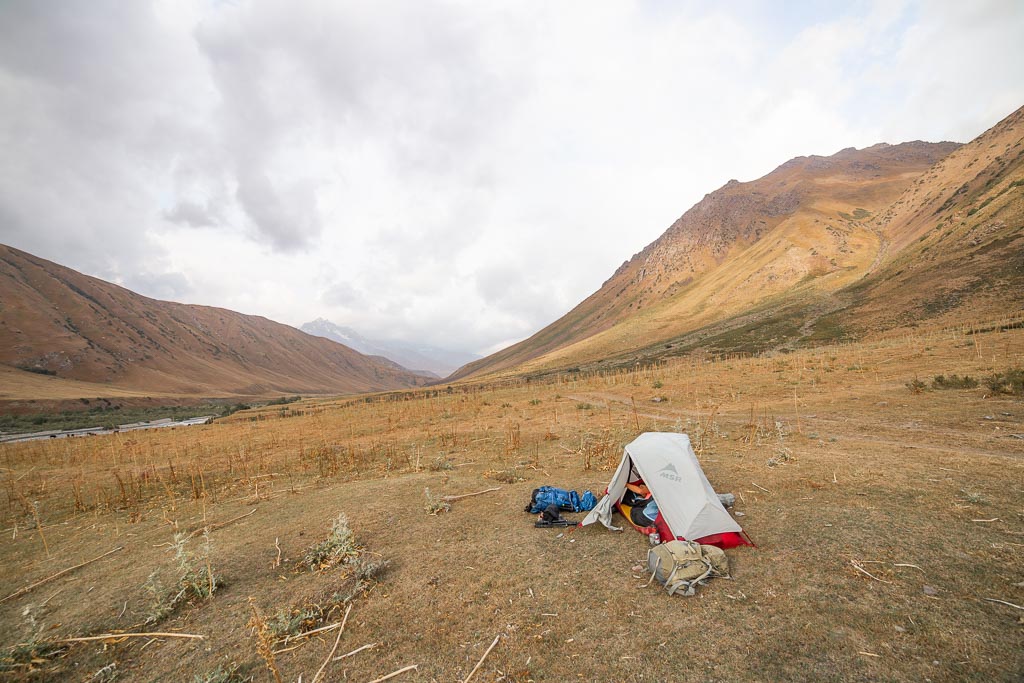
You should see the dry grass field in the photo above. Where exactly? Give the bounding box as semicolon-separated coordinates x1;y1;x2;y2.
0;322;1022;682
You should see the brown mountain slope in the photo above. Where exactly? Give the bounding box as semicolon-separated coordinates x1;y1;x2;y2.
452;140;960;380
827;105;1024;334
0;244;427;397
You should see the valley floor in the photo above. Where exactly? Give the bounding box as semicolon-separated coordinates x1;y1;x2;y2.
0;325;1021;681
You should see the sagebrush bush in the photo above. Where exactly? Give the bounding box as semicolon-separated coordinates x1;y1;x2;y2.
144;532;220;625
429;456;453;472
304;514;359;571
424;488;451;515
193;663;246;683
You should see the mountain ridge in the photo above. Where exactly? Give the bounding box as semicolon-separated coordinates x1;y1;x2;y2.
452;107;1024;380
300;318;479;378
0;245;427;397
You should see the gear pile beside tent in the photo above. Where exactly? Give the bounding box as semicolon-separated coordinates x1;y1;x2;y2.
582;432;752;549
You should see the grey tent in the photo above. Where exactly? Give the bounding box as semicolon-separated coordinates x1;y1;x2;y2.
581;432;749;548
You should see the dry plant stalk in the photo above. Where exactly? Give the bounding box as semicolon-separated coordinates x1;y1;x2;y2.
463;633;500;683
186;508;256;538
311;603;352;683
367;664;419;683
333;642;377;661
1;546;124;604
248;597;284;683
982;597;1023;610
55;631;204;642
280;619;342;646
441;487;501;502
850;560;892;584
29;500;49;557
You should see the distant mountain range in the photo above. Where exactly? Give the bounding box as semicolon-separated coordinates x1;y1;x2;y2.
0;245;428;398
300;318;479;378
454;104;1024;380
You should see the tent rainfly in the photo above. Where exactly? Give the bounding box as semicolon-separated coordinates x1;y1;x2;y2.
581;432;751;549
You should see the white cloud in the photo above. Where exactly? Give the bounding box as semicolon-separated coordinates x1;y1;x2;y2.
1;0;1022;355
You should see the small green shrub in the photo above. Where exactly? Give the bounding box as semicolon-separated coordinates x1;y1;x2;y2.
266;395;301;406
193;663;247;683
960;489;988;505
905;378;927;394
17;365;57;376
144;532;220;624
575;402;593;410
489;466;525;484
424;488;451;515
0;613;63;674
304;514;359;571
984;367;1024;395
652;380;663;389
429;456;453;471
767;447;793;467
931;374;978;390
269;557;389;642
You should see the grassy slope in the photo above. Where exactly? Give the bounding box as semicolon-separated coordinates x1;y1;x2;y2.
830;105;1024;335
0;325;1021;681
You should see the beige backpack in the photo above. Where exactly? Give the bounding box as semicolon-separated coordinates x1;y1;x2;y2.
646;540;730;596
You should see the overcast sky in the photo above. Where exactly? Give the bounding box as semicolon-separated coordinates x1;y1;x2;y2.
1;1;1022;355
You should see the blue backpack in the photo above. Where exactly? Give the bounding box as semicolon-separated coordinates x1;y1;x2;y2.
525;486;597;513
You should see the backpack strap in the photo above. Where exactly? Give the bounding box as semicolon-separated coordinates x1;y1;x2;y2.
644;551;662;589
665;559;713;596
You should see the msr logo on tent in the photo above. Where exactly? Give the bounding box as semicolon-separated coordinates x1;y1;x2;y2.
658;462;682;482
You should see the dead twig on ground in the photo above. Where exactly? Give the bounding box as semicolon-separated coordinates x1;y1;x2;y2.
0;546;124;604
311;603;351;683
982;598;1023;610
279;620;342;646
187;508;256;538
463;634;501;683
367;664;419;683
42;587;64;607
751;482;772;494
850;560;892;584
333;642;377;661
55;631;204;642
441;487;501;502
894;563;924;572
